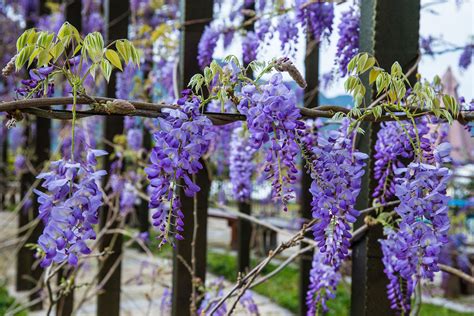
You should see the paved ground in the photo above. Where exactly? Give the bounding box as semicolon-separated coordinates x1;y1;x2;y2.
0;212;293;315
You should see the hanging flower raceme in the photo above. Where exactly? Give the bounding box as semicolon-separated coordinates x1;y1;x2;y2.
373;121;416;202
238;73;304;211
145;91;214;245
307;125;367;266
306;251;341;315
34;149;107;267
229;126;256;202
380;142;452;313
198;25;219;69
335;7;359;76
16;66;55;98
242;31;259;64
295;0;334;42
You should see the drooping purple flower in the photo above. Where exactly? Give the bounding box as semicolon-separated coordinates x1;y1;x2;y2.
335;7;359;76
276;14;299;53
242;31;259;64
238;73;304;211
306;250;341;315
35;149;107;267
380;143;452;313
306;123;367;266
229;127;256;202
145;92;214;245
420;36;435;56
198;25;219;69
296;0;334;42
16;67;55;98
459;44;473;70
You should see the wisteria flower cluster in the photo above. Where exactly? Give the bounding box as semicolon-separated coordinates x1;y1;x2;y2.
238;73;304;211
307;125;367;266
335;7;360;76
380;143;452;313
295;0;334;42
34;149;107;267
145;91;214;245
229;126;256;202
16;66;55;98
306;251;341;315
373;121;417;202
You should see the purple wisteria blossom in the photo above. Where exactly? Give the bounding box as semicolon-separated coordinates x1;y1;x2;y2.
380;143;452;313
306;251;341;315
335;7;359;76
276;14;299;53
242;31;259;64
296;0;334;42
198;278;227;316
34;149;107;267
145;91;214;245
198;25;219;69
229;126;256;202
459;44;473;70
238;73;304;211
16;66;55;98
307;124;367;266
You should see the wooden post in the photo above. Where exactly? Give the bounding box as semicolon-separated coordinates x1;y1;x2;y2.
16;2;49;311
55;1;82;315
350;1;420;315
97;1;129;316
299;34;319;316
171;1;213;315
237;0;255;274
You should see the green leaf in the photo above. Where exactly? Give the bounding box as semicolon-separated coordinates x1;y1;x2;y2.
15;46;35;70
51;41;65;61
369;69;378;85
37;48;52;67
28;48;42;67
390;62;402;77
116;40;129;62
356;53;368;74
17;29;35;51
105;49;123;71
361;57;376;74
100;60;112;82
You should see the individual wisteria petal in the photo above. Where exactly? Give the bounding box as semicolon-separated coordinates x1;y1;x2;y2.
198;25;219;69
229;127;256;202
335;7;359;76
238;73;304;211
35;149;107;268
145;91;214;245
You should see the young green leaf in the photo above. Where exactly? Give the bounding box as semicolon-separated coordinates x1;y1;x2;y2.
105;49;123;71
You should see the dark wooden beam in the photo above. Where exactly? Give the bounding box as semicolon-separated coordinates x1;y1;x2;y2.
97;1;129;316
237;0;255;275
299;33;319;316
171;1;213;315
350;1;420;315
16;2;49;311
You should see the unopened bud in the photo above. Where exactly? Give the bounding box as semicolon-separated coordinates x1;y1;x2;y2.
275;57;307;89
2;54;17;77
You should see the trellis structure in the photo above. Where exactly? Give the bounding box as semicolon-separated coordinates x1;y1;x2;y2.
1;0;474;316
